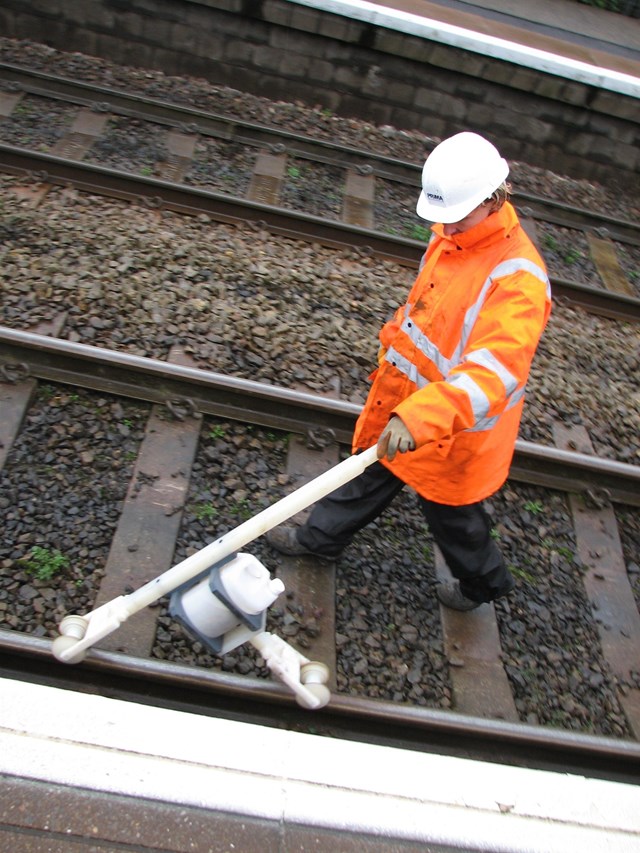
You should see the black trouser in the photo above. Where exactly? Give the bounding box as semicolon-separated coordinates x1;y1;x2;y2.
297;460;512;603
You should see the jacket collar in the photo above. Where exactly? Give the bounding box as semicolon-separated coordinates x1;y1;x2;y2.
431;202;518;250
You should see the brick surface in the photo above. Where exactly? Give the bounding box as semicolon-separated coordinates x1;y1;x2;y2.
2;0;638;189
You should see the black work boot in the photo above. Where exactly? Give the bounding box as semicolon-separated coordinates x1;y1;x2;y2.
436;581;483;611
437;573;515;612
265;526;335;561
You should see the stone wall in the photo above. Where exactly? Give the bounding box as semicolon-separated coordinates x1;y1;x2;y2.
1;0;638;189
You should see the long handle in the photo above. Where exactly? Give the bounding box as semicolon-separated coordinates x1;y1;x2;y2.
54;445;379;661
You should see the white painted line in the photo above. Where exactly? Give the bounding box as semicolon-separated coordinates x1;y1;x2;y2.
291;0;640;97
1;677;640;850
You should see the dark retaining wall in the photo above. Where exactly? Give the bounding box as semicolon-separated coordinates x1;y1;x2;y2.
1;0;638;189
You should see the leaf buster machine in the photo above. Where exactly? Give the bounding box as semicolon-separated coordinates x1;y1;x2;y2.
52;445;380;710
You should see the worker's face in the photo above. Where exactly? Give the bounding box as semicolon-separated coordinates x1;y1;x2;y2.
443;202;492;236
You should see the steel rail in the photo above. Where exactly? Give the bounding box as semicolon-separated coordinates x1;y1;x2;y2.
0;630;638;783
1;66;639;810
0;325;359;442
0;143;421;266
0;62;418;183
2;144;640;323
1;326;639;506
516;196;640;246
2;62;639;247
550;277;640;322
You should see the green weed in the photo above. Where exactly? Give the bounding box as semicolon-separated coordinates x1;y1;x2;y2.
564;248;583;264
22;546;69;582
509;564;536;584
192;502;219;521
230;498;252;520
556;546;575;560
408;223;432;242
542;541;575;562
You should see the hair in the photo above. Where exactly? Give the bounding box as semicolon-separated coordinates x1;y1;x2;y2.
486;181;512;211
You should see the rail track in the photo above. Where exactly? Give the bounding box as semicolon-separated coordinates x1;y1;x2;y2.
1;326;640;783
1;55;640;791
1;62;639;323
1;62;638;239
0;9;639;847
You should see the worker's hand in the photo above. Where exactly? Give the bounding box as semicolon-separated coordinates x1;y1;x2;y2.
377;417;416;462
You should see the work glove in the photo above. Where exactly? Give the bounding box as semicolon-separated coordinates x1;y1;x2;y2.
377;416;416;462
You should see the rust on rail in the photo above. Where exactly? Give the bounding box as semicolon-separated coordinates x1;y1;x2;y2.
1;326;639;506
1;143;639;322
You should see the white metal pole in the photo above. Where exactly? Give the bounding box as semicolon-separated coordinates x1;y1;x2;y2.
53;445;380;662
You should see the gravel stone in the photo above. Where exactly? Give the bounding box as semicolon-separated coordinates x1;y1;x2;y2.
0;36;638;736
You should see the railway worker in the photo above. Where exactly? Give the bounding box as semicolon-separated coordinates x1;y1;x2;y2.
267;131;552;611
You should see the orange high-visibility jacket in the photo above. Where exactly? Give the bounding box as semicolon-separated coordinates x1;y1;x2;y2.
352;202;552;505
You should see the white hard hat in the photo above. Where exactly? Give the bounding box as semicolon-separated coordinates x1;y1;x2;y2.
416;132;509;224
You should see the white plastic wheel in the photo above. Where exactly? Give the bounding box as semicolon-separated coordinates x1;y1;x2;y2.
296;681;331;709
51;634;87;664
300;660;330;685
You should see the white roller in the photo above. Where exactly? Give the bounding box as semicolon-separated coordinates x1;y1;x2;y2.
53;444;379;663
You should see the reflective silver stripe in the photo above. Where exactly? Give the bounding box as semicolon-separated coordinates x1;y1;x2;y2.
384;346;430;389
452;257;550;365
403;257;549;375
418;233;438;272
446;372;491;420
385;256;547;428
451;275;496;366
463;348;518;396
399;318;451;377
465;385;526;432
467;412;499;432
508;384;526;409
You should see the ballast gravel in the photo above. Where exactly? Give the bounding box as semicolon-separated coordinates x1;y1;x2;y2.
0;37;638;738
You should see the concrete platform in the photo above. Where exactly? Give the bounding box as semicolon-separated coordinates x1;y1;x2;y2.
389;0;640;64
2;676;640;851
294;0;640;93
